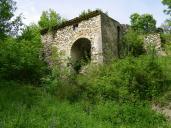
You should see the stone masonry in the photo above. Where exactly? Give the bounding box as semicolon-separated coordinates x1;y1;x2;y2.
41;10;122;70
144;33;166;56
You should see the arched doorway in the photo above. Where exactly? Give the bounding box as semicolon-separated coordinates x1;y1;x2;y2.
71;38;91;73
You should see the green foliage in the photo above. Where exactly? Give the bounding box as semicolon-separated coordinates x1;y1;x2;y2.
0;0;23;41
0;25;48;83
0;2;170;127
161;20;171;34
162;0;171;16
79;9;107;17
77;56;165;101
154;55;171;106
42;63;70;98
124;56;165;100
38;9;66;30
161;33;171;45
41;47;80;101
71;57;91;74
130;13;156;34
42;42;165;102
19;24;41;42
0;81;170;128
122;29;145;56
79;9;93;17
162;0;171;33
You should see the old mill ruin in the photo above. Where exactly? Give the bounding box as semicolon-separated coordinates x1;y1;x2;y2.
41;10;163;72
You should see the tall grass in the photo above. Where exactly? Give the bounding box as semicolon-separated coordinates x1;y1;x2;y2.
76;55;166;102
0;81;170;128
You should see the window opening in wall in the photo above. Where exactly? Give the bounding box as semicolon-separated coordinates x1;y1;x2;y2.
117;26;120;43
117;26;120;56
73;24;78;30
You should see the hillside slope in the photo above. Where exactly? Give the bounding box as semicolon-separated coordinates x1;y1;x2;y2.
0;81;170;128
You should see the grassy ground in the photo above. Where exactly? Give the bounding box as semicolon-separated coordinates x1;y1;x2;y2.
149;44;171;120
152;56;171;121
0;81;170;128
1;44;171;128
155;50;171;106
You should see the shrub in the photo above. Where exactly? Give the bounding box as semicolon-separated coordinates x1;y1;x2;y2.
0;82;170;128
77;56;166;101
121;56;165;100
41;47;82;101
42;67;83;102
161;33;171;46
43;47;165;102
122;29;145;57
0;25;48;83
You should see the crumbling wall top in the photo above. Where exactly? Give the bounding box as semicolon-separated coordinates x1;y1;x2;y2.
41;10;103;35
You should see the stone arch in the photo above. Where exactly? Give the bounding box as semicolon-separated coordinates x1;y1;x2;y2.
71;38;91;72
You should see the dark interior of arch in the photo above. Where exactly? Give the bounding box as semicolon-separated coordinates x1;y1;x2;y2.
71;38;91;73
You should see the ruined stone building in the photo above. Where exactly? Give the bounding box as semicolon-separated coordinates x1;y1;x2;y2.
41;10;123;71
41;10;164;72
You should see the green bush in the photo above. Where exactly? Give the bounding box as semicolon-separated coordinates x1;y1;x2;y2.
44;54;165;102
43;44;165;102
41;47;82;101
122;56;165;100
43;64;87;102
0;25;48;83
0;81;170;128
77;56;166;101
122;29;145;57
161;33;171;47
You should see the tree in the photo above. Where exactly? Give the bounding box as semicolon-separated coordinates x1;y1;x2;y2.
130;13;156;34
122;29;144;56
162;0;171;32
38;9;66;30
162;0;171;16
161;0;171;46
0;0;22;42
19;24;41;43
0;24;48;82
161;19;171;33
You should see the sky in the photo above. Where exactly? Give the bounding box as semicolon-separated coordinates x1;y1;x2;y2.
15;0;169;27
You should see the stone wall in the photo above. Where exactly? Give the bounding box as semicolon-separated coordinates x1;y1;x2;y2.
41;33;54;66
42;15;103;67
41;11;122;70
144;33;165;55
101;14;122;61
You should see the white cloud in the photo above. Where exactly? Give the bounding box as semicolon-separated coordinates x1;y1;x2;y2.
15;0;168;26
15;0;40;25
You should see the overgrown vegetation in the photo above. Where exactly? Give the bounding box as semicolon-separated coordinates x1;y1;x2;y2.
79;9;107;17
1;0;171;127
0;0;23;41
162;0;171;16
130;13;157;34
0;24;48;83
78;55;166;101
121;29;145;56
0;81;170;128
38;9;66;31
